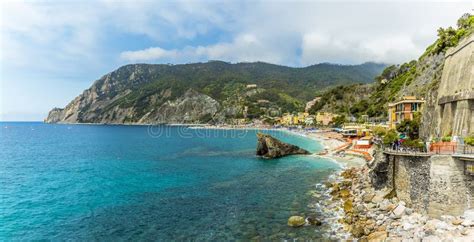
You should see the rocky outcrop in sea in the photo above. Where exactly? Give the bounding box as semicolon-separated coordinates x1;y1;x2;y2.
256;133;310;159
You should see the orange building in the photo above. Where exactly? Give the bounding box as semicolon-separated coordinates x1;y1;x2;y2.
388;96;425;129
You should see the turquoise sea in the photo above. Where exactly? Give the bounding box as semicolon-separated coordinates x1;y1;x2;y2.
0;122;340;240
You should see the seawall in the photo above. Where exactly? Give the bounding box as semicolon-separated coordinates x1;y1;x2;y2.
371;151;474;218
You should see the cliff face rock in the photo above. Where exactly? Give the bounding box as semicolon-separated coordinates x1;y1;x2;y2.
256;133;310;159
45;62;385;124
45;88;220;124
138;89;220;124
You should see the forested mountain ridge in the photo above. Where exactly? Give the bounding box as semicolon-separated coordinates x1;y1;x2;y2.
45;61;386;124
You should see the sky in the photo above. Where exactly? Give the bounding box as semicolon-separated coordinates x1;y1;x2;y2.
0;0;472;121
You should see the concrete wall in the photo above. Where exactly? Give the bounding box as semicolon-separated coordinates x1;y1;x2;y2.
378;153;474;218
427;155;473;217
436;34;474;137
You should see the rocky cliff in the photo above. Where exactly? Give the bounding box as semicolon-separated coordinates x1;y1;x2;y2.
256;133;310;159
308;13;473;131
45;61;386;124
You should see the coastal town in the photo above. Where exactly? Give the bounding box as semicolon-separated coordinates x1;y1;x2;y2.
3;2;473;240
204;32;474;241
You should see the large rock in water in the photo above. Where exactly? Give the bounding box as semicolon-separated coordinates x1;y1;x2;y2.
256;133;310;159
287;216;306;227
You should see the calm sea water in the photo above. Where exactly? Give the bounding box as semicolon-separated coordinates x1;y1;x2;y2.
0;122;340;240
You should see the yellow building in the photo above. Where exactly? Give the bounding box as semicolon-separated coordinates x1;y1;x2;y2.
280;114;294;125
315;112;338;126
388;96;425;129
279;112;311;126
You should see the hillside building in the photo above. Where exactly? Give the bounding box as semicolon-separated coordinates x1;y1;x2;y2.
388;96;425;129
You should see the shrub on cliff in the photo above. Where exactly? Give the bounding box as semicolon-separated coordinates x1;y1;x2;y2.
372;126;387;137
402;139;424;150
464;136;474;146
396;112;421;140
441;136;452;142
383;129;398;145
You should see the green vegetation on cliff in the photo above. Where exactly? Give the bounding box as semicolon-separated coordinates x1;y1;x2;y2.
46;61;386;124
310;13;473;121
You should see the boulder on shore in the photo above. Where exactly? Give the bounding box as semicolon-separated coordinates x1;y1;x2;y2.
256;133;310;159
288;216;306;227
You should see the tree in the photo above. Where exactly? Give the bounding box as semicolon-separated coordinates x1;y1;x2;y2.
383;129;398;145
396;112;421;140
331;115;346;127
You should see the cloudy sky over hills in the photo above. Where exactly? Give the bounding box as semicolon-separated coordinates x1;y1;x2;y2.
1;0;472;120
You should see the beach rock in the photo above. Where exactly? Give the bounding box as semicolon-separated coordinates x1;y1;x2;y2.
342;180;352;187
392;204;406;218
339;189;351;199
306;216;322;226
424;220;437;235
367;231;387;242
287;216;306;227
423;235;441;242
351;223;365;238
462;209;474;221
385;203;396;212
402;222;414;230
452;218;464;226
435;221;449;230
363;193;375;203
343;200;353;213
461;219;473;227
341;169;357;179
256;133;310;159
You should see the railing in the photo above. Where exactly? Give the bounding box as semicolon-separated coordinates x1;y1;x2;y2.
460;145;474;155
383;147;429;156
430;142;457;154
382;143;474;156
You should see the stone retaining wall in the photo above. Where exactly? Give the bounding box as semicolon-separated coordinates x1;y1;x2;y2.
372;153;474;218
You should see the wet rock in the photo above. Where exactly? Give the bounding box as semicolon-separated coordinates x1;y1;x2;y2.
256;133;310;159
341;169;357;179
287;216;305;227
306;216;322;226
367;231;387;242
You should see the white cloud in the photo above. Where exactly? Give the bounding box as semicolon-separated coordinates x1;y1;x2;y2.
1;0;473;120
120;47;178;62
120;33;289;64
115;1;472;65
